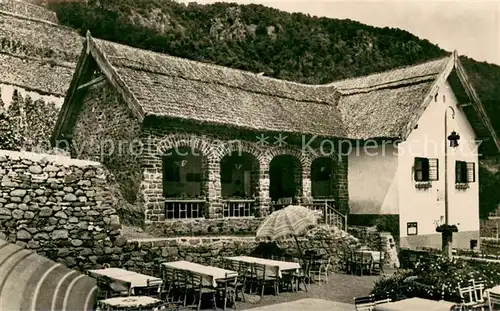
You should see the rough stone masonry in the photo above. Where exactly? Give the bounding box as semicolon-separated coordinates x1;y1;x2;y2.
0;150;121;269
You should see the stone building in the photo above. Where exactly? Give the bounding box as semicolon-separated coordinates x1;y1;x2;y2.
52;33;499;247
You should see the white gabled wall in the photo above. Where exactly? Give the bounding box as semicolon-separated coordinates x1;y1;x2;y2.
398;79;480;249
348;144;399;215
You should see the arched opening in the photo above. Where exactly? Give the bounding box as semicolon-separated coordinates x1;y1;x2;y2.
162;146;206;219
311;157;335;199
220;152;259;198
269;155;302;211
220;152;259;217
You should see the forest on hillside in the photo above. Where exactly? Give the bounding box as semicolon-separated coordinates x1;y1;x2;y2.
5;0;500;217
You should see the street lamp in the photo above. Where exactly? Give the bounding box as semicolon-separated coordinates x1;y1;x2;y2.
439;106;460;259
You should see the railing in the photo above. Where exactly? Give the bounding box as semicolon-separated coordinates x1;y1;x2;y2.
323;201;348;232
222;199;255;218
300;199;347;231
164;199;206;219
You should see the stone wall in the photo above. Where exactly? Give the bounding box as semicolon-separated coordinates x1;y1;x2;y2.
71;81;143;206
481;218;499;238
0;150;121;270
348;225;399;268
95;225;360;275
140;122;349;229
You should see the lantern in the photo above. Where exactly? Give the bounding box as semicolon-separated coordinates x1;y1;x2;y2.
447;131;460;148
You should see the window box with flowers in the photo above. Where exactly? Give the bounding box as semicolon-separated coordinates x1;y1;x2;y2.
413;157;438;189
455;161;475;190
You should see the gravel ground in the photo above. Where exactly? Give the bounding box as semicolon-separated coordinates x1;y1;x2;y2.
235;271;390;310
243;298;355;311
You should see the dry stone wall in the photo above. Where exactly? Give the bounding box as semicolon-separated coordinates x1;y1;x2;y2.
0;150;121;270
109;225;360;275
0;150;359;273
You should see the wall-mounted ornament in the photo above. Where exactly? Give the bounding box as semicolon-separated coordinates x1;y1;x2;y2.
234;164;243;170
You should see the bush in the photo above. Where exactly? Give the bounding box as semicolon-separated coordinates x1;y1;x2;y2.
372;255;500;302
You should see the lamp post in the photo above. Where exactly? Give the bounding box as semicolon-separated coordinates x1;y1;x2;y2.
439;106;460;259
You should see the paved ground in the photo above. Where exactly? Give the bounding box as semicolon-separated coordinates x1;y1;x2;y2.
235;271;389;310
243;298;355;311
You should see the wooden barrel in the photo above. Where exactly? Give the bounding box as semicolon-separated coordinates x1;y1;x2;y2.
0;239;98;311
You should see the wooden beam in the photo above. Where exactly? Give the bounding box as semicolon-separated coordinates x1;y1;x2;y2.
76;75;106;91
459;103;473;108
51;41;93;145
87;35;145;122
401;55;455;140
455;56;500;153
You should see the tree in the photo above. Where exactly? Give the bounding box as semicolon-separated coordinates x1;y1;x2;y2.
0;90;22;151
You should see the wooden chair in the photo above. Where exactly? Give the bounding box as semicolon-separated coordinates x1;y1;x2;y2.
281;259;308;293
216;273;242;311
190;273;216;311
96;276;132;299
175;270;191;306
354;295;375;311
143;278;163;297
352;252;373;276
158;268;184;308
252;263;279;297
488;291;500;310
371;251;384;275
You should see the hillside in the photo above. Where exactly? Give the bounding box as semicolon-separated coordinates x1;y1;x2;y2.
2;0;499;217
49;0;500;136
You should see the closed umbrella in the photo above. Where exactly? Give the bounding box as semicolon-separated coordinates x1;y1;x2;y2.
256;205;318;259
0;238;97;311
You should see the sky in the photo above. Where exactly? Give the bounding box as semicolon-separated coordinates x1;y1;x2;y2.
177;0;500;65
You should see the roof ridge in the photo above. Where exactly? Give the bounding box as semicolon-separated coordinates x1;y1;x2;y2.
329;55;451;86
0;51;76;69
338;73;437;94
0;9;73;31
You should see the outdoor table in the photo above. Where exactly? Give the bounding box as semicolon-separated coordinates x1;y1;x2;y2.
88;267;162;289
486;285;500;295
226;256;301;277
98;296;163;311
355;250;381;262
373;297;455;311
161;260;237;287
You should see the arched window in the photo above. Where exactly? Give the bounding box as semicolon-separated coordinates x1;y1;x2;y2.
311;157;334;198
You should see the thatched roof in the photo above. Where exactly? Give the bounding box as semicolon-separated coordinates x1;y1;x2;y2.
91;37;346;138
0;11;81;96
0;0;58;23
53;33;500;154
331;58;450;139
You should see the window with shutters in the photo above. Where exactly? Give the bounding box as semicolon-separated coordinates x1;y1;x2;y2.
414;157;439;182
455;161;475;184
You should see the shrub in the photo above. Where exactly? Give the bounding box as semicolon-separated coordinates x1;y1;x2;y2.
372;255;500;302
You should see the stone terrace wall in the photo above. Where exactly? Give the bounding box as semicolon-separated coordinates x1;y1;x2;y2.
0;150;121;270
113;226;360;275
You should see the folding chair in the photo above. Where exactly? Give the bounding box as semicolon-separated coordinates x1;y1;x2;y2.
488;291;500;310
371;251;384;275
354;295;375;311
458;283;487;311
